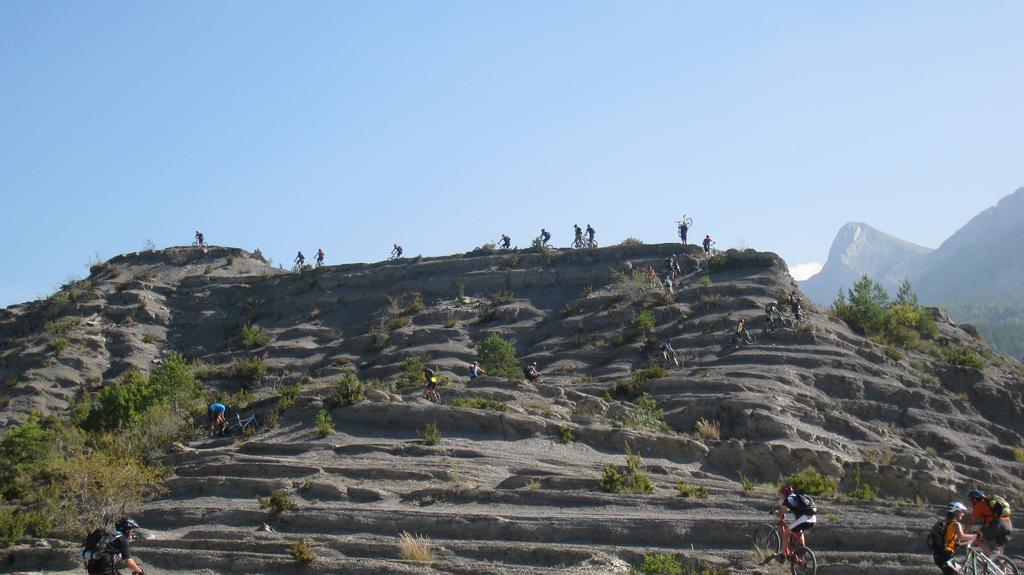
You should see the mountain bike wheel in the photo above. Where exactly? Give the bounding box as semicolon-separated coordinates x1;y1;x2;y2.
753;524;781;553
991;554;1020;575
790;546;816;575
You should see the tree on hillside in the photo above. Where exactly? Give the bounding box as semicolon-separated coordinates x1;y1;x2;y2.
476;334;520;378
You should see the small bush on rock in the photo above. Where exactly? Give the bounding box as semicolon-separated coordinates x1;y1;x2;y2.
240;324;269;348
942;346;984;370
398;355;425;388
419;422;441;446
675;481;709;499
259;489;295;519
476;334;520;378
314;409;334;436
399;531;435;561
291;538;315;564
599;464;623;493
233;358;267;387
783;466;838;496
695;418;720;441
450;397;507;411
633;553;681;575
325;371;365;408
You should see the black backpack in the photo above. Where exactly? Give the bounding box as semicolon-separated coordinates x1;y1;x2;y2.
926;520;949;552
792;493;817;516
82;527;119;561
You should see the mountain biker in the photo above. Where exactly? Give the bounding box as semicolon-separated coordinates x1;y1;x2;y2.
776;484;816;563
469;361;486;381
702;235;714;257
523;362;540;382
316;249;325;267
763;301;782;333
422;367;439;403
733;318;751;349
540;229;551;246
294;251;305;268
194;230;205;246
934;502;977;575
500;234;511;249
392;244;403;258
663;274;674;294
207;401;227;437
586;224;595;245
967;489;1013;554
678;219;689;244
573;225;583;246
659;339;679;367
86;518;145;575
788;291;804;320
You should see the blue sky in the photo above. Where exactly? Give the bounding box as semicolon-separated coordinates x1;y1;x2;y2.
2;1;1022;306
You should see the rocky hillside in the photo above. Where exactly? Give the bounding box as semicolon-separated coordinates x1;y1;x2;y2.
2;243;1024;574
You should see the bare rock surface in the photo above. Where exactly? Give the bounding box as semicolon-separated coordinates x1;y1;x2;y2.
2;243;1023;574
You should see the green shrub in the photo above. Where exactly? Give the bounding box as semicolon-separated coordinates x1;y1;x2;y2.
599;464;623;493
314;409;334;436
620;238;644;246
443;314;457;328
142;334;157;345
675;481;708;499
883;346;903;361
632;309;656;333
203;264;212;274
626;471;654;494
258;489;295;519
78;353;203;432
263;409;280;429
406;292;425;314
832;277;936;349
783;466;839;496
633;553;681;575
398;355;425;388
325;372;365;408
46;317;81;337
943;346;984;370
278;383;301;408
450;397;507;411
846;466;879;501
738;471;754;492
476;334;520;378
419;422;441;446
233;357;267;387
633;366;667;383
240;324;269;348
51;337;71;355
494;292;515;305
291;538;315;564
560;426;575;443
389;315;412;330
561;303;579;315
626;393;669;432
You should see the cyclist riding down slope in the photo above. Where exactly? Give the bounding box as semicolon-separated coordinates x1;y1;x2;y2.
659;339;679;368
933;502;977;575
967;489;1013;555
776;484;816;563
422;367;439;403
86;518;145;575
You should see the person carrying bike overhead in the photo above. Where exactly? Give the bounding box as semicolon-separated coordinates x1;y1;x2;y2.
316;248;325;267
776;484;816;563
967;489;1013;555
294;251;305;268
678;219;689;244
500;234;511;249
86;518;146;575
586;224;595;245
207;401;227;437
392;244;403;258
932;502;978;575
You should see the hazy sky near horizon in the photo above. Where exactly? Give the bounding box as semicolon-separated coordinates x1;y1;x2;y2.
2;1;1022;306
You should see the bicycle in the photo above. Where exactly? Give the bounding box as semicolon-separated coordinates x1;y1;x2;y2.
314;259;324;269
423;386;441;404
763;315;793;334
570;237;587;249
191;239;208;254
959;540;1019;575
388;249;403;261
752;511;817;575
731;330;756;348
225;411;258;436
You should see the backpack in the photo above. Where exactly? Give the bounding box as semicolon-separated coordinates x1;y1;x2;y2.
792;493;817;517
82;527;119;561
926;520;948;552
987;495;1012;518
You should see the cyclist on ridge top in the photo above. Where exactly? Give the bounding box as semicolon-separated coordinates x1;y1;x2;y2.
573;225;583;244
586;224;595;244
294;251;305;267
195;230;205;245
316;248;325;266
539;229;551;246
500;234;511;249
392;244;403;258
702;235;714;257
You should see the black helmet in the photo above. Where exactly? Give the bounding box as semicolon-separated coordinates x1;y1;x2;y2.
115;518;140;534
